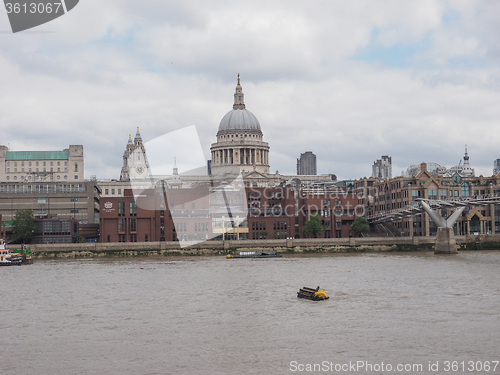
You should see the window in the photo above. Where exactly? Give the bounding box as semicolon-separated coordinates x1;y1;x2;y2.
129;202;137;215
118;202;125;216
440;190;447;199
118;218;126;232
461;183;470;197
130;218;137;232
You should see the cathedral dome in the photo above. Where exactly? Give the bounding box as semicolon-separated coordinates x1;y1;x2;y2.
218;108;261;134
217;74;262;135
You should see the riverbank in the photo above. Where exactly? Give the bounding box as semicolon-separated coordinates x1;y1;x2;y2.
24;234;500;258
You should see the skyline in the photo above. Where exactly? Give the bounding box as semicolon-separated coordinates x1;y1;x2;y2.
2;1;500;180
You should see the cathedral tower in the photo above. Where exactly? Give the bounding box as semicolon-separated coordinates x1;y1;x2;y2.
210;75;270;176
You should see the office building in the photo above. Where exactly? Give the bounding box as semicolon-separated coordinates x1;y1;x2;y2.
297;151;317;175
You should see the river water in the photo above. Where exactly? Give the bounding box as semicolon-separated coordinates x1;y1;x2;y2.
1;251;499;375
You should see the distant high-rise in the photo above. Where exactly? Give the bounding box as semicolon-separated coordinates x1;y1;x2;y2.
494;159;500;175
371;155;392;179
297;151;317;175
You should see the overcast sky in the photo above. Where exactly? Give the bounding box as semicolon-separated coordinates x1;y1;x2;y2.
2;0;500;180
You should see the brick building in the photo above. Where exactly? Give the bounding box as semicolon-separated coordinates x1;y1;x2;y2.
247;184;358;239
100;188;172;243
355;162;500;236
247;185;295;239
100;186;216;243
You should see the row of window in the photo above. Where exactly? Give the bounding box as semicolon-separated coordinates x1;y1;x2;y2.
104;188;122;195
7;161;68;167
118;218;137;232
118;234;144;242
252;221;266;231
6;167;68;173
273;221;288;230
117;202;137;216
0;183;87;194
5;175;78;181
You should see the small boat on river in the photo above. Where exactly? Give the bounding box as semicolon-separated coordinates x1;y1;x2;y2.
226;250;282;259
0;239;32;266
0;240;22;266
297;286;329;301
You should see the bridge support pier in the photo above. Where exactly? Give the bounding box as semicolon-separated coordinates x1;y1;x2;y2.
434;227;458;254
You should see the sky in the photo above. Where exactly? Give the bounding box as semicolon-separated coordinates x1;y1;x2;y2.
1;0;500;180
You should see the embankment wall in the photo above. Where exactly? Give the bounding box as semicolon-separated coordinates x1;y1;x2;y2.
26;234;500;258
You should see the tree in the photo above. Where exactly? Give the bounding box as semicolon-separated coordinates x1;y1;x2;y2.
75;235;85;243
303;213;324;238
11;210;36;244
352;216;370;237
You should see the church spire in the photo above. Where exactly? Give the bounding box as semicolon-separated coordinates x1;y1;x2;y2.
233;73;246;110
173;157;179;176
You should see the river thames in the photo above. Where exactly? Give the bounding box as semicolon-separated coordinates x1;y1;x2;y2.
1;251;499;375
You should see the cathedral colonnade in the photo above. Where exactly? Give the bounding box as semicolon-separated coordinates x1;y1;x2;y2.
211;147;269;167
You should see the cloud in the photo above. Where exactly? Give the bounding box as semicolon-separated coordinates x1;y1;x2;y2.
1;0;500;182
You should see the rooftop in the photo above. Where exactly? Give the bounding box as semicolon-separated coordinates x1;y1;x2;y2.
5;150;69;161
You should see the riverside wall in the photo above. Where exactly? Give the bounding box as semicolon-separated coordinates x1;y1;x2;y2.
26;234;500;258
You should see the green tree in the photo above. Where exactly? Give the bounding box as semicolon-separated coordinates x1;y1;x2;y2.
75;235;85;243
303;213;324;238
352;216;370;237
11;210;36;244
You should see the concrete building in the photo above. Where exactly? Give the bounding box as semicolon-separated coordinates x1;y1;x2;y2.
297;151;317;175
0;181;101;243
0;145;84;182
371;155;392;179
